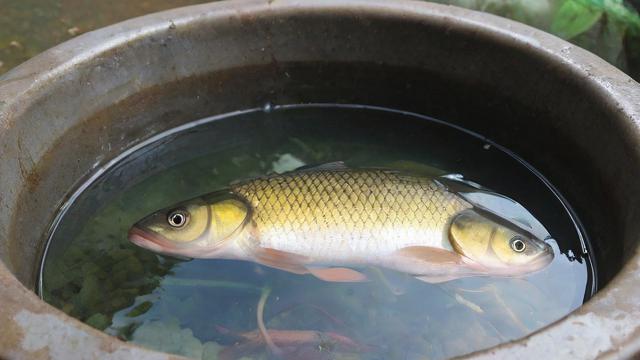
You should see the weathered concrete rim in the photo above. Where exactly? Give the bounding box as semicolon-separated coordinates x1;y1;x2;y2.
3;0;640;123
1;0;640;358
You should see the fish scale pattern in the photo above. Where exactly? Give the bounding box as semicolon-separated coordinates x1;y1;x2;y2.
232;169;471;259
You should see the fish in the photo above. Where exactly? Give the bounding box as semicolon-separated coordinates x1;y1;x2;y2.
128;162;554;283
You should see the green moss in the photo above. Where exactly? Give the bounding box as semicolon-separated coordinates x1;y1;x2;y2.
62;303;74;315
111;269;128;284
108;296;132;311
77;274;101;310
202;342;222;360
85;313;111;330
123;257;145;279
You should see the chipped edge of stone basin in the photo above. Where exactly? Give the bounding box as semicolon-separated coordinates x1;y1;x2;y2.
467;251;640;359
0;262;179;359
2;0;640;359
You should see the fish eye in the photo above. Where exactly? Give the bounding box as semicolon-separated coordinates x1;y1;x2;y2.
167;210;189;228
510;237;526;253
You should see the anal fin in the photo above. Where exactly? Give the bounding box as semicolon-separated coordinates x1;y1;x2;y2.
252;247;310;275
308;267;368;282
251;247;369;283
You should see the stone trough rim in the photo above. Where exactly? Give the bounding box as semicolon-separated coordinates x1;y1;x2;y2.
1;0;640;358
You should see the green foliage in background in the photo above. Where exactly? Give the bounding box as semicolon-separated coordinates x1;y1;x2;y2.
551;0;604;39
431;0;640;79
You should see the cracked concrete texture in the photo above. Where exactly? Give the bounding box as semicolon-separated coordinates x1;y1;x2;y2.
0;263;180;359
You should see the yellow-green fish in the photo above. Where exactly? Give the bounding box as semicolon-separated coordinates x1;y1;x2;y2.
128;163;553;283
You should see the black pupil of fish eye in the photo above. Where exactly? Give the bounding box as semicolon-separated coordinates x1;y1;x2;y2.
168;212;186;227
511;238;526;252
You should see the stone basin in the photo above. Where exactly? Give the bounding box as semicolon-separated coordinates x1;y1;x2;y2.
1;0;640;358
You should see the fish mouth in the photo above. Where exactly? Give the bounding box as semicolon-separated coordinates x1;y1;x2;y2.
128;226;176;252
515;246;554;274
535;246;555;265
530;251;553;269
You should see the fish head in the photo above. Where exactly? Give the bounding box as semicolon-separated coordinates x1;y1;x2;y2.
128;194;250;258
449;209;553;275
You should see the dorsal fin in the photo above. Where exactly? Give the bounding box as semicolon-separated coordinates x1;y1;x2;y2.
293;161;349;172
435;174;485;193
384;160;448;178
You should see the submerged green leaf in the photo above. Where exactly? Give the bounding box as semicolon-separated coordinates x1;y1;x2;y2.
126;301;153;317
551;0;603;39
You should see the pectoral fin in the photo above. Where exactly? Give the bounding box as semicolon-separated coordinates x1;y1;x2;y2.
391;246;475;283
251;247;311;274
393;246;464;265
308;267;368;282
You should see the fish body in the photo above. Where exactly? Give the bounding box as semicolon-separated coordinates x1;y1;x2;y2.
129;163;554;283
233;169;470;264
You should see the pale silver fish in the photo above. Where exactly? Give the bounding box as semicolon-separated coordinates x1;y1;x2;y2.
128;163;553;283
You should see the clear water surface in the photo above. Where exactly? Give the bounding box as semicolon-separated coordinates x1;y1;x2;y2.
40;104;594;360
